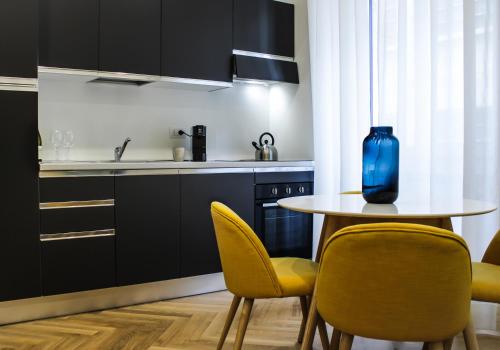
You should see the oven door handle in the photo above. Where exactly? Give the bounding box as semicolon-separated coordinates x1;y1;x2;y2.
262;202;280;208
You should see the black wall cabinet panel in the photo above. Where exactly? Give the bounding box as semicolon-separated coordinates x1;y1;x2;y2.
39;0;99;70
180;173;254;277
42;236;116;295
162;0;233;82
234;55;299;84
0;91;41;301
234;0;294;58
115;175;180;286
40;176;114;203
0;0;38;78
100;0;161;75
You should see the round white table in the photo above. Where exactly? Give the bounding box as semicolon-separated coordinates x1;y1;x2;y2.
278;193;497;263
278;194;497;350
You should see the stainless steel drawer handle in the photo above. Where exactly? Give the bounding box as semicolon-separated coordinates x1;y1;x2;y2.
40;229;115;242
40;199;115;210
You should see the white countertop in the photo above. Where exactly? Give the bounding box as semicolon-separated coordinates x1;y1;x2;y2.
39;160;315;171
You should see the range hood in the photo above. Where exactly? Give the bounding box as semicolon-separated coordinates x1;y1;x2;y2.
233;54;299;85
88;71;160;86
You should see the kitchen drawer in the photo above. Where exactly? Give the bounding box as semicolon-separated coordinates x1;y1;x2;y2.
40;206;115;235
41;234;115;295
255;171;314;185
40;176;114;203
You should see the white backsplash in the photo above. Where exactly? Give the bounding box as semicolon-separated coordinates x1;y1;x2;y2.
38;0;313;162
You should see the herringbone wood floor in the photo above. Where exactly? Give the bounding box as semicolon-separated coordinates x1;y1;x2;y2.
0;291;498;350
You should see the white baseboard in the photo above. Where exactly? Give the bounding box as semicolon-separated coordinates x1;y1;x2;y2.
0;273;226;325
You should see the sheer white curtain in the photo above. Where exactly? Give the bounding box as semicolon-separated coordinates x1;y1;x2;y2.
308;0;371;253
309;0;499;261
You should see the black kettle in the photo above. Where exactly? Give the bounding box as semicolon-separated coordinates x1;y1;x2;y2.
252;132;278;161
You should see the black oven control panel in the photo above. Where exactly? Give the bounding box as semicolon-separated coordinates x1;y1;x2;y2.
255;182;313;200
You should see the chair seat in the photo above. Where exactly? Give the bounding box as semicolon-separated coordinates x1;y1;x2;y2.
472;262;500;303
271;257;318;297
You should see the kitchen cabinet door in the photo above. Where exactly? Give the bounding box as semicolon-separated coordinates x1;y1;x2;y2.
0;91;41;301
39;0;99;70
162;0;233;82
233;0;294;58
115;174;181;286
41;235;116;295
100;0;162;75
180;172;254;277
0;0;38;78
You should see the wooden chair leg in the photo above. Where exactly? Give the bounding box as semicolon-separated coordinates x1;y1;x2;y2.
297;296;309;343
463;317;480;350
317;317;329;350
329;328;341;350
217;295;242;350
443;337;454;350
300;293;319;350
339;333;354;350
233;298;254;350
428;342;444;350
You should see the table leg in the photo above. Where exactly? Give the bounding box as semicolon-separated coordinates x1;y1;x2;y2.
439;218;454;231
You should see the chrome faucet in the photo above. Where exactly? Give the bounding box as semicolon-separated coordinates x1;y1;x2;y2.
114;137;132;162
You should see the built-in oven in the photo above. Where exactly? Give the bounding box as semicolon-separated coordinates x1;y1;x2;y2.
255;182;313;259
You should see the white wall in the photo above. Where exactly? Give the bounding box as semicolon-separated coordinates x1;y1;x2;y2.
38;0;313;162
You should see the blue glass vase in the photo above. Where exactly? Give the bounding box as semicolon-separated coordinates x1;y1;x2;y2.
362;126;399;204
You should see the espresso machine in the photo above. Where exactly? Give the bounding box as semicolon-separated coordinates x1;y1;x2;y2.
192;125;206;162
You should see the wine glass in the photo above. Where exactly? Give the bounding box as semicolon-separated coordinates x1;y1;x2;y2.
62;130;75;161
51;130;63;160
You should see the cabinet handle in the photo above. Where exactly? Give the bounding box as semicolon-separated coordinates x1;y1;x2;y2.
271;187;278;195
285;187;292;195
40;229;115;242
40;199;114;210
262;203;279;208
298;186;305;194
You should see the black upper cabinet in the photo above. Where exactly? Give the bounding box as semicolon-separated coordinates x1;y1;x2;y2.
39;0;99;70
162;0;233;82
234;55;299;84
115;175;181;286
0;0;38;78
0;91;41;301
234;0;295;58
100;0;161;75
180;173;254;277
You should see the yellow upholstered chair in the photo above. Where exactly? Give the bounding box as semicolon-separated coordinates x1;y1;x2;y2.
211;202;326;350
303;223;478;350
472;229;500;308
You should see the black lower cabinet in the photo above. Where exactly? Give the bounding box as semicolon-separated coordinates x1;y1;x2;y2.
41;236;115;295
180;172;254;277
115;174;180;286
40;206;115;235
0;91;41;302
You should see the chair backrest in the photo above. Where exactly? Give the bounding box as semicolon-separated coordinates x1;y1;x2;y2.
316;223;472;342
210;202;282;298
482;230;500;265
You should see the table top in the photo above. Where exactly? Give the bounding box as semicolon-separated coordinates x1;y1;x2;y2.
277;194;497;219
